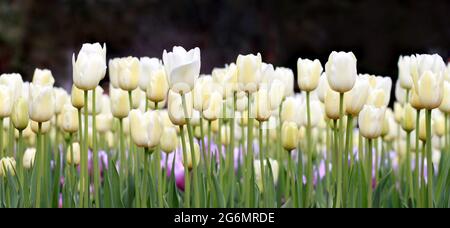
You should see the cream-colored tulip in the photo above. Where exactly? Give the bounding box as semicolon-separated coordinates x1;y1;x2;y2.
367;76;392;108
72;43;107;90
402;103;416;132
381;108;393;137
66;142;81;165
193;76;213;111
147;67;169;103
212;63;238;98
22;148;36;169
203;91;223;121
395;80;406;105
418;111;427;141
182;140;200;170
129;109;162;148
409;86;424;110
96;113;113;133
439;81;450;113
269;79;285;110
0;157;16;177
110;87;130;119
54;88;69;115
0;84;13;118
345;76;369;116
61;104;79;133
29;83;55;123
280;97;301;125
236;53;262;93
131;88;145;109
316;73;329;103
281;121;299;151
168;90;193;125
11;97;29;130
160;127;178;153
109;58;120;88
0;73;23;102
324;87;341;120
433;111;445;137
398;55;413;90
358;105;385;139
275;67;294;97
163;46;201;94
71;85;85;109
32;68;55;86
393;102;403;124
297;58;323;92
325;51;357;93
255;85;271;122
117;57;140;91
139;57;162;91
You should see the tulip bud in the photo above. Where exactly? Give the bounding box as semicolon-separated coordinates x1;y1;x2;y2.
358;105;386;139
32;68;55;86
54;88;69;115
325;51;357;93
394;102;404;124
269;79;285;110
402;103;416;132
255;86;271;122
160;127;178;153
163;46;201;94
193;76;213;111
61;104;79;133
345;76;369;116
147;67;169;103
297;58;323;92
22;148;36;169
0;73;23;103
416;71;444;110
72;43;106;90
418;111;427;141
324;87;341;120
11;96;29;130
117;57;140;91
0;84;13;118
96;113;113;133
275;67;294;97
281;97;301;124
398;55;413;90
281;121;299;151
236;53;262;93
439;81;450;113
71;85;85;109
182;140;200;170
110;87;130;119
433;111;445;137
168;90;193;125
139;57;162;91
29;83;55;123
130;109;162;148
316;73;329;103
0;157;16;177
66;142;81;165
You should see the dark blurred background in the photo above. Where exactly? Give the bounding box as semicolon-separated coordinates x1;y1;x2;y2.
1;0;449;90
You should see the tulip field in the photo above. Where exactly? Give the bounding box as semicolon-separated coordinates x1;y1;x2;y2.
0;44;449;208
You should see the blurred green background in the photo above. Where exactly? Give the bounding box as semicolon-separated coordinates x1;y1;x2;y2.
1;0;449;90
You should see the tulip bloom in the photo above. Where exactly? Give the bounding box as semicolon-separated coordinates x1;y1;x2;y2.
29;83;55;123
345;76;370;116
11;97;29;130
236;53;262;93
168;90;193;125
398;56;413;90
110;87;130;119
0;84;13;118
163;46;201;94
0;157;16;177
297;58;323;92
281;121;299;151
139;57;162;91
32;68;55;86
325;51;357;93
61;104;79;133
118;57;140;91
22;148;36;169
160;127;178;153
358;105;386;139
129;109;162;148
72;43;106;90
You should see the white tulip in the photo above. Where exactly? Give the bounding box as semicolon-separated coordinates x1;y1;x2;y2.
32;68;55;86
139;57;162;91
325;51;357;93
117;56;140;91
29;83;55;123
163;46;201;94
345;76;370;116
297;58;323;92
72;43;106;90
358;105;386;139
168;89;193;125
236;53;262;93
0;73;23;102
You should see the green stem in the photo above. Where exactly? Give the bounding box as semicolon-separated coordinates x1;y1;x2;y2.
425;109;433;208
179;125;190;208
336;92;344;208
367;138;373;208
180;92;199;208
128;91;140;208
414;109;421;207
305;91;313;207
406;131;413;201
92;88;100;208
343;115;353;207
35;122;42;208
246;91;255;208
82;90;89;207
258;122;265;207
0;117;3;158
